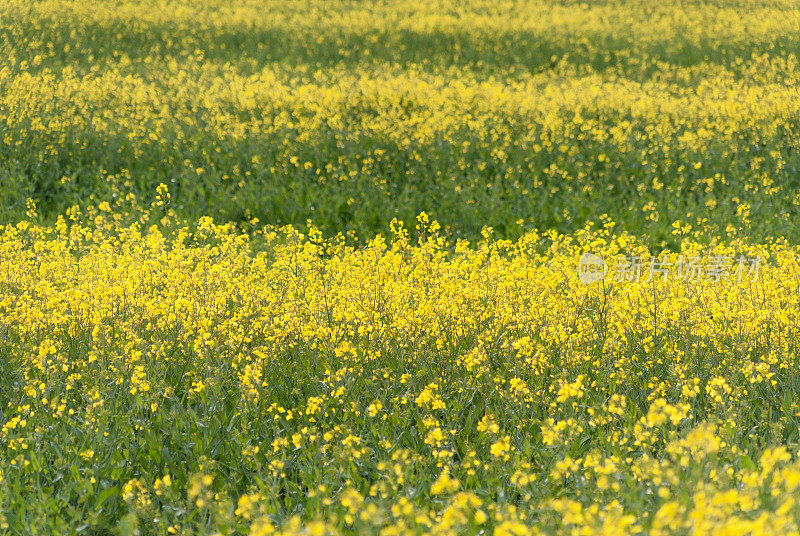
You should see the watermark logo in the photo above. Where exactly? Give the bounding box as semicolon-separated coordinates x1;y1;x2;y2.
578;252;608;285
578;253;763;284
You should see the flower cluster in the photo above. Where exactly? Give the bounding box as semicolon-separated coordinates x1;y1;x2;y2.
0;214;798;534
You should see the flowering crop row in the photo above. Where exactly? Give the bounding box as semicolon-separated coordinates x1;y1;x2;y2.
0;0;799;242
1;213;799;534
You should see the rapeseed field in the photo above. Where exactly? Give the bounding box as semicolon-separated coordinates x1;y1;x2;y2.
2;0;800;534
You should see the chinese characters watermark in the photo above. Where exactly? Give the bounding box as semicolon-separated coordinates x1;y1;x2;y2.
578;253;763;285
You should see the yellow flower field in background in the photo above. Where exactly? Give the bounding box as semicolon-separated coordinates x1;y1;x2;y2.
1;0;800;241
